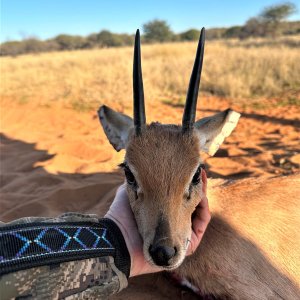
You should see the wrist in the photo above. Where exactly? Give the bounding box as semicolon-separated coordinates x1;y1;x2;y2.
100;218;131;278
105;213;137;277
105;213;153;277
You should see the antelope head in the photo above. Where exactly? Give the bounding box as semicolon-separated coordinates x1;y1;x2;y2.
98;28;240;270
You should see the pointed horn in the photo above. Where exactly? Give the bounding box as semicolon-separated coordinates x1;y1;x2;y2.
182;27;205;133
133;29;146;135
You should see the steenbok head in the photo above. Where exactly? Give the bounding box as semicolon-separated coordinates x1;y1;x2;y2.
98;28;240;269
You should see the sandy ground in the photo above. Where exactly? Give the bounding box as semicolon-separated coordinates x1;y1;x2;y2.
0;97;299;298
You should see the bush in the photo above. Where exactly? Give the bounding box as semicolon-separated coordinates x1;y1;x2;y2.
0;41;26;56
96;30;123;47
180;29;200;41
143;20;174;42
53;34;87;50
224;26;243;38
206;28;226;40
241;2;298;38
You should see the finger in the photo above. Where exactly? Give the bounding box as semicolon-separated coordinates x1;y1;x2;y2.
196;197;210;223
187;218;210;255
192;195;211;238
114;184;129;203
116;182;127;194
194;194;210;221
109;184;130;214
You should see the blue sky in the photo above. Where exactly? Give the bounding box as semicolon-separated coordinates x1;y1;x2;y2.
1;0;299;42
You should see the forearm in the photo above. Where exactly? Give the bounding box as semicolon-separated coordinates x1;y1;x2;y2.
0;213;130;299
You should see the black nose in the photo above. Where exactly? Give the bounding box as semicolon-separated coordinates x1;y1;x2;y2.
149;245;177;266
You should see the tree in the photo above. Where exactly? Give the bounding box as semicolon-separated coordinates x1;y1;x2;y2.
118;34;134;46
240;18;266;38
260;2;297;23
206;28;226;40
0;41;26;56
241;2;297;38
180;29;200;41
96;30;123;47
224;26;243;38
23;38;47;53
54;34;86;50
86;33;98;48
143;20;174;42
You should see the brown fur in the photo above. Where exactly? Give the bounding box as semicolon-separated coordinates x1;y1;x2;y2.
179;175;300;299
124;124;300;299
125;123;203;269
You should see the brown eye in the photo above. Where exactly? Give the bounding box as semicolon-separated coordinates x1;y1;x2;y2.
124;166;137;187
192;165;203;185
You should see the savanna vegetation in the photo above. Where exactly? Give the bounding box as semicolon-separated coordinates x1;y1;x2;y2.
1;36;300;109
1;2;299;56
1;2;299;108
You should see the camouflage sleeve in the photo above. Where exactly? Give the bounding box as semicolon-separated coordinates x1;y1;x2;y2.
0;213;130;300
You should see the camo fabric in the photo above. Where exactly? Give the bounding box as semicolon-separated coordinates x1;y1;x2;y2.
0;214;128;300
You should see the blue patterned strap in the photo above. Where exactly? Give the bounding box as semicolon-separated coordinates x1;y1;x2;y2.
0;219;130;278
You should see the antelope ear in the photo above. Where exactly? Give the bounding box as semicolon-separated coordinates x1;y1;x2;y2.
195;109;241;156
98;105;134;151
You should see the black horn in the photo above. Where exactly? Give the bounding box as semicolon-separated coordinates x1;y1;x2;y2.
182;27;205;133
133;29;146;135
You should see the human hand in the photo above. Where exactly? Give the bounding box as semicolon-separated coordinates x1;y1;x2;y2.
105;184;160;277
186;169;211;256
105;169;210;277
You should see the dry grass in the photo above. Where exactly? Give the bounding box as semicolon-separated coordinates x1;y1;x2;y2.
1;38;300;110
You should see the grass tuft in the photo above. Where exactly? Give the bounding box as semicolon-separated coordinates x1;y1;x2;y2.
1;37;299;110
